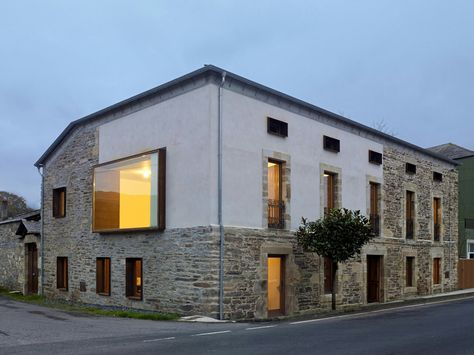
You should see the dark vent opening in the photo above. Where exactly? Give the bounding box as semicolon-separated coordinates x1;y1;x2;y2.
433;172;443;182
267;117;288;137
405;163;416;174
323;136;340;153
369;150;383;165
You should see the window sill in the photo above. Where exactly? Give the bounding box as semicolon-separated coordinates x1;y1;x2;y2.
97;292;110;297
94;226;164;234
57;288;68;292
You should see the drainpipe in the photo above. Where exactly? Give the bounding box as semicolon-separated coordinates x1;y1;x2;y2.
218;71;226;320
37;165;45;296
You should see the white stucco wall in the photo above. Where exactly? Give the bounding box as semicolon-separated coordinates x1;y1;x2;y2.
220;88;383;230
98;83;383;231
99;85;216;228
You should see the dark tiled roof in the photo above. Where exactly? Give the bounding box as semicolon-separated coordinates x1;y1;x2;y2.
35;65;458;167
428;143;474;160
0;210;40;226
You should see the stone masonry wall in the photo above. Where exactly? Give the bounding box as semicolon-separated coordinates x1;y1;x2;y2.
42;122;221;317
0;222;24;291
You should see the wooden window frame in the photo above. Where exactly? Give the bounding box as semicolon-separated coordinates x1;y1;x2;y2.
267;159;285;229
324;172;337;216
96;257;111;296
368;150;383;165
406;257;414;287
433;197;441;242
126;258;143;300
267;117;288;138
92;148;166;233
52;187;66;218
56;257;68;291
433;258;441;285
406;190;415;239
369;182;380;236
323;136;340;153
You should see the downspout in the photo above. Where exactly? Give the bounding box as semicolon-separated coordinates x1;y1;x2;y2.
37;165;45;296
218;71;226;320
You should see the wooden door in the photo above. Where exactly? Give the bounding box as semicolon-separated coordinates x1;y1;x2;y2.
267;256;285;316
26;243;38;294
367;255;381;303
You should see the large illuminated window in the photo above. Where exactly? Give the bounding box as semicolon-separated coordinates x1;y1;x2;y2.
92;148;166;232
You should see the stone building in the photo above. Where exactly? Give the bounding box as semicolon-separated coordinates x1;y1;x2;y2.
0;210;41;294
34;65;458;320
429;143;474;259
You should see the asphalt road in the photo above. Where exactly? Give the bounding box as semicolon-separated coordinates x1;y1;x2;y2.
2;296;474;354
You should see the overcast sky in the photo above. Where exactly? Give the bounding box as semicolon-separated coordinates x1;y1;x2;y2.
1;1;473;208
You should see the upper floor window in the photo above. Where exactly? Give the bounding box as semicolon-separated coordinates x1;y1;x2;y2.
267;117;288;138
323;172;337;216
368;150;383;165
433;198;441;242
433;172;443;182
92;149;166;232
53;187;66;218
267;160;285;229
406;191;415;239
468;242;474;259
323;136;340;153
405;163;416;174
369;182;380;236
96;257;111;296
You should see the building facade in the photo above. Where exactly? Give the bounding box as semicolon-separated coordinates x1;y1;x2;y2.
35;66;458;319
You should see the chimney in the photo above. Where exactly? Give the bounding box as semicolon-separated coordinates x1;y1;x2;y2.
0;199;7;221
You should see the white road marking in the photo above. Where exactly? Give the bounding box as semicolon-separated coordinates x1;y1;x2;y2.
245;325;277;330
290;296;474;325
192;330;231;337
143;337;175;342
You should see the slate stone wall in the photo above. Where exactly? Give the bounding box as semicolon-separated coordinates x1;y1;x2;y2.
0;222;24;291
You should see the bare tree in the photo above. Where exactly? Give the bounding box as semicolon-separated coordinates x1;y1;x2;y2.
371;119;397;137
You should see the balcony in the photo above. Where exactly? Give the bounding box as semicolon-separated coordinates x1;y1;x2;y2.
370;214;380;236
434;223;441;242
268;199;285;229
406;219;414;239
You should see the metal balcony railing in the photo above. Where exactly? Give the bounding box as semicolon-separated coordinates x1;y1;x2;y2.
434;223;441;242
370;214;380;236
268;199;285;229
406;219;414;239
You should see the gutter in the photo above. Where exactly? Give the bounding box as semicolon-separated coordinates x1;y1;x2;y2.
218;71;226;320
36;165;45;296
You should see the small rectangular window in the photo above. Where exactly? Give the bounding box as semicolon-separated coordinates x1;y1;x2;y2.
267;117;288;137
405;163;416;174
433;172;443;182
465;219;474;229
96;257;111;296
57;257;68;290
368;150;383;165
433;258;441;285
323;136;340;153
126;258;142;299
406;257;414;287
53;187;66;218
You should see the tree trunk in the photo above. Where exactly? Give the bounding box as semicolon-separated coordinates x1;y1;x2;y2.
331;261;338;310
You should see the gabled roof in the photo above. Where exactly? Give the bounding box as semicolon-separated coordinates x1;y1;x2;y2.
428;143;474;160
16;219;41;238
35;65;458;167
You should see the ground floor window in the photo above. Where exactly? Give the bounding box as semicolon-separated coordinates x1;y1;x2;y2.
96;257;111;295
433;258;441;285
126;258;142;299
57;257;68;290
